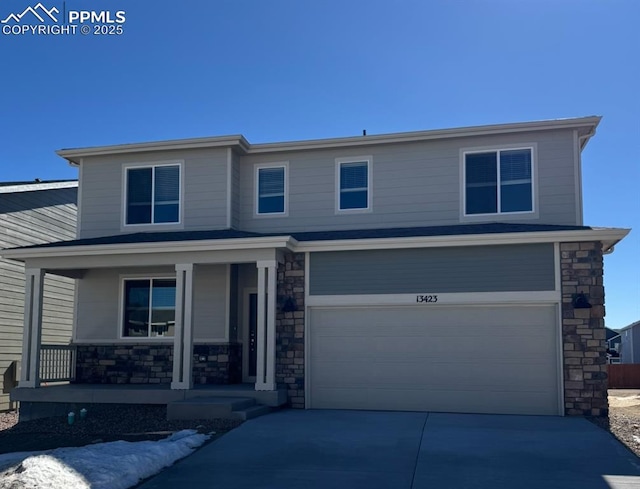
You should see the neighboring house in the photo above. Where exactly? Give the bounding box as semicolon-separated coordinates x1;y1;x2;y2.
0;181;77;411
606;327;621;362
2;116;631;418
619;320;640;364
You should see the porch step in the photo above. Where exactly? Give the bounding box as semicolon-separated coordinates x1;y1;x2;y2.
167;396;262;420
231;404;271;421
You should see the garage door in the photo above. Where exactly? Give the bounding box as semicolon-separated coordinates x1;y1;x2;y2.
309;305;559;415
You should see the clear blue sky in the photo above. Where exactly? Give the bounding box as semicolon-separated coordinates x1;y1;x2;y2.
1;0;638;327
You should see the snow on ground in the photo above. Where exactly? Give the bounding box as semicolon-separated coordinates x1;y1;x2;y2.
0;429;210;489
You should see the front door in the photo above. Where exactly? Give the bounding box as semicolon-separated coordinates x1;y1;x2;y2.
248;292;258;378
243;290;258;382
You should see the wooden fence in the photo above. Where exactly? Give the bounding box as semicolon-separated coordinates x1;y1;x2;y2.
607;364;640;389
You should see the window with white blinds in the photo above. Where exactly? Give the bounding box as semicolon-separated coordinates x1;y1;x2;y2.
337;159;370;211
256;164;286;215
464;148;533;215
126;164;181;225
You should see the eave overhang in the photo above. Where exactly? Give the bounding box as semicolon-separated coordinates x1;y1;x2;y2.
56;116;601;165
1;227;629;264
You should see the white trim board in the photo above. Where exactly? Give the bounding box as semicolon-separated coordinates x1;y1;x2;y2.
1;228;629;261
0;181;78;194
307;291;559;307
57;116;601;164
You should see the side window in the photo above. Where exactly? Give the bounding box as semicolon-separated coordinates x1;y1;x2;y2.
256;164;287;215
464;148;533;215
126;164;180;225
337;158;371;212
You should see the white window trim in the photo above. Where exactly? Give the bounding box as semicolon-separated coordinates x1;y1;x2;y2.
254;162;288;217
122;160;184;230
335;156;372;214
460;144;538;222
118;274;177;340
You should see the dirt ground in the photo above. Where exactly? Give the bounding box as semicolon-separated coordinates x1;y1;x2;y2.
605;390;640;458
0;405;242;455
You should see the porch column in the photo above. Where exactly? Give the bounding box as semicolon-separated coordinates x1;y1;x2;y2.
256;260;277;391
171;264;194;390
20;268;45;388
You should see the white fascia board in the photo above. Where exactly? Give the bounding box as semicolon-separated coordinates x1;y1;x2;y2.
247;117;602;154
56;117;600;164
57;136;250;165
293;228;630;253
1;236;296;260
1;227;628;261
0;181;78;194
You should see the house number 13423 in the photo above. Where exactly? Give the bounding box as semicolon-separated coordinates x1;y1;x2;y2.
416;295;438;303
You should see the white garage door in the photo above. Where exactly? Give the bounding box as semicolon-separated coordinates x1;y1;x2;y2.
309;305;559;415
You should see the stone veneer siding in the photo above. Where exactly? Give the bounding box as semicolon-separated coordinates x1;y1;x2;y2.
561;241;608;417
74;344;241;385
192;344;242;385
275;252;306;408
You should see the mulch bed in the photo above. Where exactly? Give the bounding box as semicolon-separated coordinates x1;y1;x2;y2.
0;405;242;454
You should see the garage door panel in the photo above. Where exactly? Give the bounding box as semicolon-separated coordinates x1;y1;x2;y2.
312;387;556;415
310;305;559;416
327;361;555;391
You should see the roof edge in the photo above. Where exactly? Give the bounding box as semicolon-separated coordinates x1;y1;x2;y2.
0;180;78;194
1;226;629;262
57;135;250;165
56;116;601;164
249;116;602;154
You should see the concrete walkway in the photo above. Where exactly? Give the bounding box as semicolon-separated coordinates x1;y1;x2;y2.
139;410;640;489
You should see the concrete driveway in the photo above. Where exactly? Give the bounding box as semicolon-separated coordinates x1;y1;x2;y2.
139;410;640;489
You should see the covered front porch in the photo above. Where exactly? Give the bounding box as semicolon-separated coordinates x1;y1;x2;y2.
12;383;288;421
4;231;305;411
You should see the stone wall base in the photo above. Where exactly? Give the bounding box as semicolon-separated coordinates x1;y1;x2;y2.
74;343;241;385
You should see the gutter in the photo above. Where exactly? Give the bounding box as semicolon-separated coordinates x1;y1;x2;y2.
56;116;602;165
1;228;629;261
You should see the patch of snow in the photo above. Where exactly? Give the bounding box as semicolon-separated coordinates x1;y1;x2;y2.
0;429;209;489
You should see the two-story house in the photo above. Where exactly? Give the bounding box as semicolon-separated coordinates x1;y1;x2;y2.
4;116;629;418
0;180;77;412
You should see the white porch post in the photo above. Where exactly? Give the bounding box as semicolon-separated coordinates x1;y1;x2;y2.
171;264;194;390
20;268;45;388
256;260;277;391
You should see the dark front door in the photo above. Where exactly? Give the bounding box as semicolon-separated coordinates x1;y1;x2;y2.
248;293;258;377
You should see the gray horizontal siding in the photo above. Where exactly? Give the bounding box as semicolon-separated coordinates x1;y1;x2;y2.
231;151;240;229
309;244;555;295
75;265;227;342
238;129;577;232
79;148;228;239
0;188;76;411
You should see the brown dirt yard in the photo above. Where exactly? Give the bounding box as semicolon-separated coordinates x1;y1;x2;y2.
0;404;242;455
602;389;640;458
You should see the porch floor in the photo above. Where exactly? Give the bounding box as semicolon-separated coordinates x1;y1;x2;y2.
11;383;288;407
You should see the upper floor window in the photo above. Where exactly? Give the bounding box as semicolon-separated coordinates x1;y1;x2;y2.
336;157;371;212
256;164;287;215
122;278;176;338
464;148;533;215
125;163;181;225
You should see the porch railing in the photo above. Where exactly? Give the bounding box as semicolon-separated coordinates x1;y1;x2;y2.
40;345;76;383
